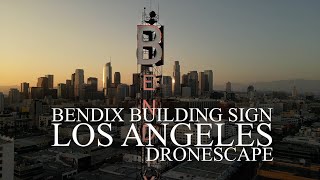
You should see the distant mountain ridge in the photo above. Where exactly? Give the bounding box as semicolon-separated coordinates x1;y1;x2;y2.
215;79;320;95
0;85;19;95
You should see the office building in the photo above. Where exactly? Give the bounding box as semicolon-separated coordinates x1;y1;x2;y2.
204;70;213;91
0;93;4;113
30;87;44;99
74;69;84;99
45;75;54;89
37;77;49;90
20;82;29;99
116;84;129;103
103;62;112;96
87;77;98;92
70;73;75;99
131;73;140;98
181;74;188;86
198;72;208;96
0;136;14;179
85;77;99;100
57;83;67;99
114;72;121;86
65;79;72;99
188;71;198;97
173;61;181;96
8;88;20;104
181;87;191;98
162;76;172;98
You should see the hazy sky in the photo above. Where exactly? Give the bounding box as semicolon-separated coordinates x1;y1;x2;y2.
1;0;319;88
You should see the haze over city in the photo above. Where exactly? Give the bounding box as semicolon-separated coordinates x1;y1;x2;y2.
1;0;320;89
1;1;320;180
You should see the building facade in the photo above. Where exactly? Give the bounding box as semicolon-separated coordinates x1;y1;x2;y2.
103;62;112;96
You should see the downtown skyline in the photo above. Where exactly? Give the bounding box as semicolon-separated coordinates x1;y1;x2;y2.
1;2;320;180
1;0;320;87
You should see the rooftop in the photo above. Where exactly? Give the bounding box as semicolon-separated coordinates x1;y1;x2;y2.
0;135;14;145
162;158;239;180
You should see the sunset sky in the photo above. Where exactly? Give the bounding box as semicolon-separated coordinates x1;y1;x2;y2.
1;0;320;89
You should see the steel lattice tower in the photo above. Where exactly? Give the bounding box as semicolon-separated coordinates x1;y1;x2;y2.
136;6;164;180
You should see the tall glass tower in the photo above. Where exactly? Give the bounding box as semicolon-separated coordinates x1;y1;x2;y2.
103;62;112;96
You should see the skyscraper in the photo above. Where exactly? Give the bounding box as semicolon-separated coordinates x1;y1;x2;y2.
87;77;98;92
181;74;189;87
86;77;98;100
20;82;29;99
188;71;198;97
66;79;72;99
30;87;44;99
162;76;172;98
37;77;49;89
132;73;140;86
103;62;112;96
57;83;67;99
114;72;121;86
204;70;213;91
0;92;4;113
70;73;75;99
131;73;140;98
71;73;75;86
74;69;84;99
198;72;208;96
173;61;181;96
45;74;54;89
116;84;129;103
8;88;20;104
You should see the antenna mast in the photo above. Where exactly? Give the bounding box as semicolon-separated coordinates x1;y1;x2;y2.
137;0;163;179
